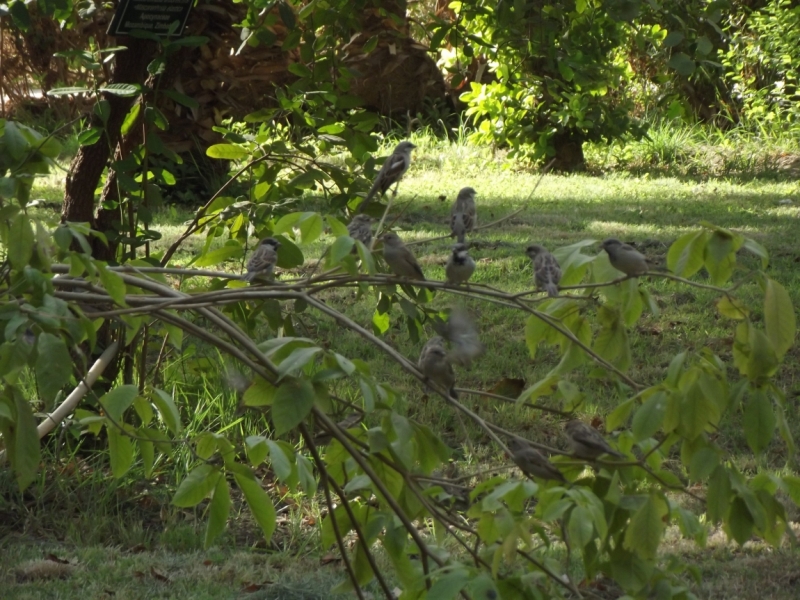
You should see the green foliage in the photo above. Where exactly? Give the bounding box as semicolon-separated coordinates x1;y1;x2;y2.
721;0;800;127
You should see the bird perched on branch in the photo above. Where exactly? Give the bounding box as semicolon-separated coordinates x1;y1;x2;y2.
360;141;416;212
507;438;566;483
243;237;281;282
600;238;649;277
419;336;457;399
450;187;477;243
445;243;476;286
381;232;425;280
564;420;625;459
432;306;485;369
526;244;561;297
347;214;373;248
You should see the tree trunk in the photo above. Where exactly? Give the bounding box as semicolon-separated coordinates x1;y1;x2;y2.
551;130;586;172
61;37;155;260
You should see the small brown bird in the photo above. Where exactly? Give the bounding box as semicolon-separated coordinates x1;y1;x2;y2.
361;141;416;211
244;237;281;281
347;214;373;247
526;244;561;297
564;420;625;459
600;238;649;277
507;438;566;483
450;187;477;243
432;306;485;369
419;336;457;399
445;243;476;285
381;232;425;280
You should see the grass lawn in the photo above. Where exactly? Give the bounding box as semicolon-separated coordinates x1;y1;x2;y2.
4;137;800;598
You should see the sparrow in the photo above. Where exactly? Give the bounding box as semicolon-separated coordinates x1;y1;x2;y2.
450;187;477;243
361;141;416;211
432;306;485;369
419;336;457;399
381;232;425;280
600;238;649;277
347;214;373;248
564;420;625;459
244;237;281;282
526;244;561;297
507;438;567;483
445;243;476;285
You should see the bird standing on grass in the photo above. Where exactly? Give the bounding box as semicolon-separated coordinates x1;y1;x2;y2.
507;438;567;483
360;141;416;212
450;187;477;243
244;237;281;282
564;420;625;459
347;214;373;248
445;243;476;285
381;232;426;280
419;336;457;399
600;238;649;277
526;244;561;297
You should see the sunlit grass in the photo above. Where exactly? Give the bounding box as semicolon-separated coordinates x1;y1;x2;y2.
5;127;800;598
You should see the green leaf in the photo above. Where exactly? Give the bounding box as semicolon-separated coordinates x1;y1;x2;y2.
781;475;800;507
151;388;183;434
100;83;139;97
107;425;134;478
632;391;667;441
162;89;200;109
727;497;754;544
243;377;276;407
742;237;769;269
707;466;732;524
272;377;315;435
205;475;231;548
273;235;304;268
234;469;276;541
662;31;685;47
298;213;323;244
276;347;321;380
35;333;72;404
206;144;249;160
245;436;269;466
266;440;295;481
607;398;635;431
139;435;154;479
668;52;696;76
679;380;718;440
328;235;355;267
193;243;243;268
120;103;141;136
426;569;469;600
7;212;34;269
11;392;41;490
717;296;749;320
623;493;668;560
568;505;595;548
98;266;127;307
667;231;707;277
764;278;796;359
704;230;737;285
99;384;139;423
172;464;219;507
743;388;775;455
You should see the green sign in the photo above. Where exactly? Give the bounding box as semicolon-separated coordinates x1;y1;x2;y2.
108;0;194;37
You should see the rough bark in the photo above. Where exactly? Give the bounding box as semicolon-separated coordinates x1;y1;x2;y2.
61;37;155;260
551;130;586;172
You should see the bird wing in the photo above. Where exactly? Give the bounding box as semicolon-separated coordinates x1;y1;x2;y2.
245;245;277;278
